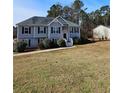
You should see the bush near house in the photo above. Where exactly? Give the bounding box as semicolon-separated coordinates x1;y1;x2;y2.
42;38;51;49
80;37;93;44
38;39;59;49
38;38;51;49
50;40;59;48
57;39;66;47
38;42;44;49
73;37;81;45
73;37;94;45
15;41;27;52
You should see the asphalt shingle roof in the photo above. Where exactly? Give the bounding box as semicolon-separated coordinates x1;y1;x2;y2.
17;16;79;27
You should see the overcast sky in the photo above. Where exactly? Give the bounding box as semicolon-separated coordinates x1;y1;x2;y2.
13;0;109;26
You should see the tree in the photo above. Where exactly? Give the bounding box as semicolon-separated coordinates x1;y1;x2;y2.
88;5;110;27
62;6;74;21
100;5;110;15
72;0;84;11
47;4;63;17
46;1;110;39
80;11;95;38
72;0;84;24
100;5;110;26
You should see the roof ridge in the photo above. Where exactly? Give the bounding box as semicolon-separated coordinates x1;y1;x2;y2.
57;16;79;26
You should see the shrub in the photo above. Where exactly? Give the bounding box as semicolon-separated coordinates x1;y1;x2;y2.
38;42;44;49
57;39;66;47
50;40;59;48
80;37;93;44
42;38;51;49
38;39;60;49
73;37;81;45
73;37;94;45
13;40;17;52
15;41;27;52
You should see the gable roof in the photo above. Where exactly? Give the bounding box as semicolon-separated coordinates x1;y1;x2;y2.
16;16;54;26
16;16;79;27
56;16;79;27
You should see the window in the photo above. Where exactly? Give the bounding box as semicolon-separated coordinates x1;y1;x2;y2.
70;27;73;33
38;27;47;34
75;27;79;33
25;28;28;34
51;27;53;33
51;27;60;34
74;27;77;33
41;31;44;33
76;28;79;33
62;26;66;30
71;27;79;33
44;27;46;33
22;27;31;34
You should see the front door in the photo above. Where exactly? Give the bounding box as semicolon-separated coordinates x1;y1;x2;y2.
63;33;66;39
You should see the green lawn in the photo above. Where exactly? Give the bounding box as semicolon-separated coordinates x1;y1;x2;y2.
14;41;110;93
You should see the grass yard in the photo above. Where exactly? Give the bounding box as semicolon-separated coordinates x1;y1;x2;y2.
14;41;110;93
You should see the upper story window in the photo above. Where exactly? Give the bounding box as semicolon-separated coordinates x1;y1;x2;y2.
70;27;73;33
22;27;31;34
62;26;67;31
38;27;47;34
51;27;60;34
25;28;28;33
70;27;79;33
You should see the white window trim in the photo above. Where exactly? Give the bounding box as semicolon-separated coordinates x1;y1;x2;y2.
51;27;61;34
38;27;47;34
70;27;79;33
24;27;29;34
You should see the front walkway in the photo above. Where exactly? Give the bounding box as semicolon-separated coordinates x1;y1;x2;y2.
13;46;76;57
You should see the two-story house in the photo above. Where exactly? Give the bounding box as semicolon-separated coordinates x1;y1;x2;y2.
16;16;80;48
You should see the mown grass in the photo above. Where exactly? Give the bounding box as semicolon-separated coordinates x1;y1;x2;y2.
14;41;110;93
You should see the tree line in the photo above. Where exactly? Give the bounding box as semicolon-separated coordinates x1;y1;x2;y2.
47;0;110;39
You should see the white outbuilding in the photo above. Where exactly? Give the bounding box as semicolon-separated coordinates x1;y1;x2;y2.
93;25;110;40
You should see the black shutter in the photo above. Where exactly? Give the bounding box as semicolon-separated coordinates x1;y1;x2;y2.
38;38;39;44
59;27;60;33
29;27;31;34
72;27;73;33
74;28;76;33
38;26;40;33
44;27;46;33
22;26;24;34
77;28;79;33
51;27;53;33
